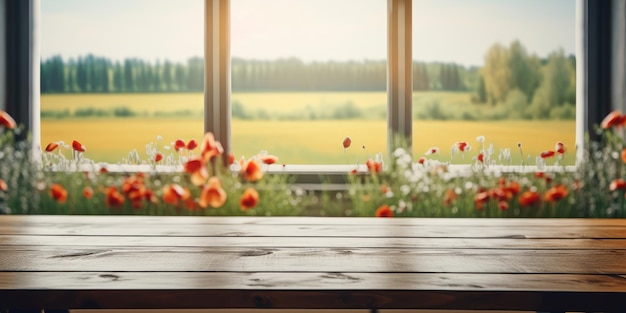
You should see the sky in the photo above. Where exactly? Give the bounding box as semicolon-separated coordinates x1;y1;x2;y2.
40;0;576;67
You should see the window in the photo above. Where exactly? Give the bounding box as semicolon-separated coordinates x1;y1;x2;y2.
230;0;387;165
411;0;577;166
40;0;204;164
5;0;619;173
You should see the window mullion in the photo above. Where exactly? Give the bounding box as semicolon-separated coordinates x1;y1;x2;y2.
387;0;412;157
204;0;231;157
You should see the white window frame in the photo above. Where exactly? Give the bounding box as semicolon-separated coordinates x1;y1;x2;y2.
3;0;621;183
205;0;411;177
205;0;591;179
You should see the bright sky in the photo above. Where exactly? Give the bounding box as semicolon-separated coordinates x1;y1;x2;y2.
40;0;575;67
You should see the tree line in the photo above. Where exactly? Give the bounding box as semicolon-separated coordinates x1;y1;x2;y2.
41;40;575;120
40;55;472;93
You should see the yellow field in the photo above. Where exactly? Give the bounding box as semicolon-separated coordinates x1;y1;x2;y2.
40;93;576;164
41;93;205;115
40;118;575;165
40;91;471;114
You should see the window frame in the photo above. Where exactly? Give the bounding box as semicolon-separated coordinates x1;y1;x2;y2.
205;0;591;175
3;0;620;180
205;0;412;176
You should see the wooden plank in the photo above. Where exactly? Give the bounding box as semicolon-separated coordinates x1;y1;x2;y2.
2;223;625;238
3;215;626;227
0;272;625;311
1;246;626;273
1;272;625;292
3;235;626;250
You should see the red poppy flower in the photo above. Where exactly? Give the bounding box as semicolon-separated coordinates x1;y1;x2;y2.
417;157;426;164
199;177;227;208
50;183;68;204
45;142;59;152
349;168;358;175
342;136;352;149
498;201;509;211
544;185;568;202
555;142;566;155
457;141;470;152
72;140;86;152
184;156;204;174
375;205;393;217
366;159;383;173
186;139;198;150
239;187;259;211
122;175;148;208
506;181;521;195
200;132;223;161
144;189;158;204
99;166;109;174
425;147;439;155
0;179;7;192
105;186;125;207
154;152;163;163
601;110;623;129
380;185;390;194
474;191;490;210
259;154;279;165
185;198;198;210
518;190;540;207
0;110;16;129
443;189;456;206
82;186;94;199
540;150;555;159
242;159;264;182
609;179;626;191
491;187;512;202
477;152;484;163
162;184;190;206
621;148;626;164
174;139;186;152
227;152;235;165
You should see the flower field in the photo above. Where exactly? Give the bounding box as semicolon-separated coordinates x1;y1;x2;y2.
3;106;626;218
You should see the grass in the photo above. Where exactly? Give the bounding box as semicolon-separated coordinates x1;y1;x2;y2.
40;92;576;165
41;118;575;165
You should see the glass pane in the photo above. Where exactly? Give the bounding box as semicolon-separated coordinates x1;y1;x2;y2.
231;0;387;165
412;0;576;166
40;0;204;164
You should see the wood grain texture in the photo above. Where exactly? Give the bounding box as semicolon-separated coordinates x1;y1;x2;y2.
3;215;626;226
1;273;626;311
1;246;625;273
3;235;626;249
2;223;626;238
2;272;625;292
1;216;626;312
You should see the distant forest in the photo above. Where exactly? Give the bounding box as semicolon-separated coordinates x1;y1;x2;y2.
40;41;577;119
40;55;476;94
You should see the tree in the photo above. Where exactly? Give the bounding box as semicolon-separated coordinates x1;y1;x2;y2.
529;48;575;119
482;43;510;105
113;62;123;92
476;75;487;103
124;59;135;92
507;40;541;102
76;57;88;92
163;60;172;92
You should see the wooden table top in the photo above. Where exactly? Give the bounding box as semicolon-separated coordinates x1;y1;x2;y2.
1;215;626;312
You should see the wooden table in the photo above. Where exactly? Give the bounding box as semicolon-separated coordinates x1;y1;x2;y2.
1;216;626;313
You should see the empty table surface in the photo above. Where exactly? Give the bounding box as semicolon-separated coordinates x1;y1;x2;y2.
1;216;625;312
